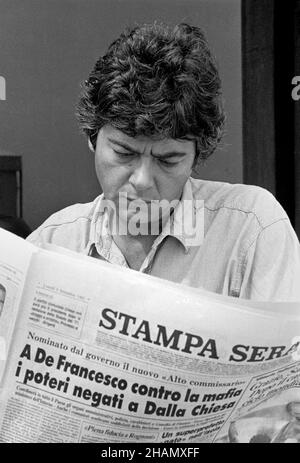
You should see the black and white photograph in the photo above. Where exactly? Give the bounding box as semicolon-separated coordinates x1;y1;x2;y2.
0;0;299;447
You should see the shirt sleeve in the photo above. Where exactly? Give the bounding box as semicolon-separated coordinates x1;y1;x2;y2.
26;227;43;246
26;220;57;247
239;219;300;301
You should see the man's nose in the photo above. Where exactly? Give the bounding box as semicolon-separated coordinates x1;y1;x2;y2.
129;157;155;191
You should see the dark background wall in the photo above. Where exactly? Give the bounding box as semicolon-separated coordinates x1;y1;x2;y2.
0;0;242;230
242;0;300;238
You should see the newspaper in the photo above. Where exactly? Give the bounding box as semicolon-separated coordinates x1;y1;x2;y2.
0;227;299;443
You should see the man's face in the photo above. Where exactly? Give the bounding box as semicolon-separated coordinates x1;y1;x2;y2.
93;125;195;226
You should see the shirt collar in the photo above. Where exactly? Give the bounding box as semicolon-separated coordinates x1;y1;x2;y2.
87;194;111;256
158;178;204;251
87;178;203;256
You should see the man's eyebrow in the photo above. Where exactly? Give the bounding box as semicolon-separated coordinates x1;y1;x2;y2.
108;138;188;159
151;151;187;159
108;138;140;154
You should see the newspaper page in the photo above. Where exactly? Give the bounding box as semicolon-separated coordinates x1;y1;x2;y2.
0;230;36;386
0;229;299;443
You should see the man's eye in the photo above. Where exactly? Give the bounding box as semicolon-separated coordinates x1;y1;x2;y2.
159;159;177;167
115;151;135;158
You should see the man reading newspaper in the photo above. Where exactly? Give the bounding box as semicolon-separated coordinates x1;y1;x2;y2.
27;22;300;301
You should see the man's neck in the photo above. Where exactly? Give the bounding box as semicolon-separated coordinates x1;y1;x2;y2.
112;232;158;270
107;208;171;270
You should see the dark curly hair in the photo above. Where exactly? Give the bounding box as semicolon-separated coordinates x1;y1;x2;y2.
76;22;225;165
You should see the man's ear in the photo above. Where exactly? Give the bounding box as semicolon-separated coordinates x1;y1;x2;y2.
88;137;95;152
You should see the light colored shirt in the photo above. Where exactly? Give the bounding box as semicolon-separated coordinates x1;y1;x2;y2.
27;178;300;301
